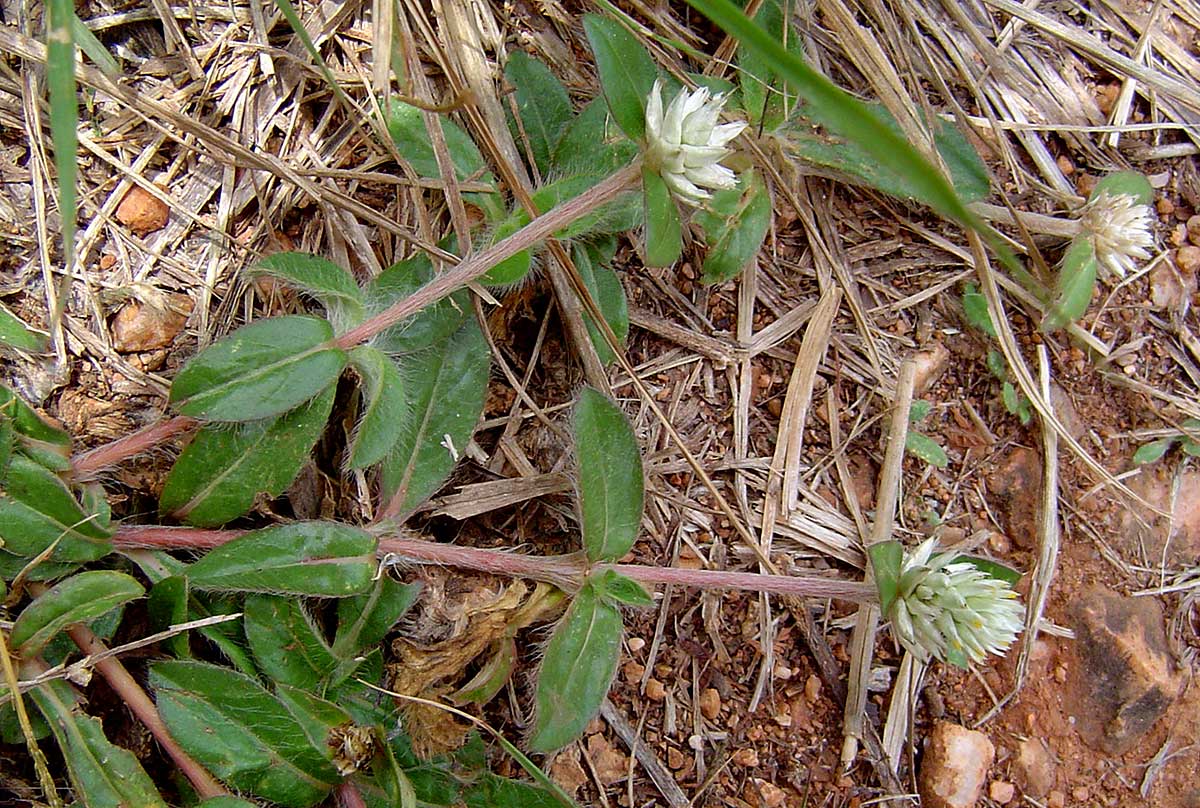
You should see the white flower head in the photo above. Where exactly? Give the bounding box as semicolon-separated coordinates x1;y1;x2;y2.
1077;190;1155;279
644;79;747;207
887;538;1024;666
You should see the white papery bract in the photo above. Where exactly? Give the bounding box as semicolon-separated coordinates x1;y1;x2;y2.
1078;190;1155;279
887;538;1024;666
643;79;747;206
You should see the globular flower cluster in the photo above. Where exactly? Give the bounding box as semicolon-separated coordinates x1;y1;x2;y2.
888;538;1024;665
1077;190;1155;280
643;79;747;207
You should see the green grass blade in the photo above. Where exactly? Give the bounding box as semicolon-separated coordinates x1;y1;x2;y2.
47;0;77;272
686;0;973;227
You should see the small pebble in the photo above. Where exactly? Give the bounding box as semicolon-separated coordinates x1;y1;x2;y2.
804;675;822;704
1047;790;1066;808
989;780;1016;804
645;679;666;701
667;747;686;770
115;185;170;235
732;748;759;767
756;780;787;808
699;687;721;719
627;637;646;653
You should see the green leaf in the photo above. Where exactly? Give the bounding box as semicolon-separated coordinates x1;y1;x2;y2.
170;316;347;422
244;595;338;690
0;386;72;472
159;383;335;526
0;414;12;480
962;284;997;337
347;346;406;470
381;318;490;516
1132;438;1175;465
1001;381;1020;415
691;0;980;226
273;683;353;755
464;774;568;808
198;799;262;808
29;680;167;808
530;582;624;752
574;388;644;562
185;522;376;597
952;555;1022;586
582;14;658;141
1089;171;1153;205
574;245;629;366
151;660;339;807
47;0;77;270
867;541;904;614
367;254;471;355
591;569;654;608
908;400;931;423
386;99;487;179
10;571;142;654
1044;238;1098;331
332;576;422;660
642;168;682;267
736;0;804;129
905;430;948;468
986;349;1007;380
505;51;573;177
0;454;112;562
482;215;533;286
551;98;639;180
250;253;365;329
0;304;47;352
147;575;190;659
698;172;772;283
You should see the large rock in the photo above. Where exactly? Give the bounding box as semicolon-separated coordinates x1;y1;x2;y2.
1066;587;1182;754
919;722;994;808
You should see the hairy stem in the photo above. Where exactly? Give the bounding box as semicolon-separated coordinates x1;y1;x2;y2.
112;525;877;603
71;415;197;476
61;616;228;799
334;161;641;348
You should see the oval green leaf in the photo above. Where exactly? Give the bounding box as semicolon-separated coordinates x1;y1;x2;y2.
332;576;422;660
642;168;682;268
699;172;771;283
184;522;376;597
582;14;657;141
867;541;904;614
160;383;335;526
1090;171;1153;205
592;570;654;608
1132;438;1175;465
29;680;167;808
251;252;365;329
574;388;644;563
575;245;629;367
347;346;406;470
151;660;339;807
530;583;624;752
169;315;346;422
10;571;142;654
381;318;490;517
905;430;949;468
0;454;112;562
505;51;573;177
0;304;48;352
244;594;337;690
1043;238;1097;331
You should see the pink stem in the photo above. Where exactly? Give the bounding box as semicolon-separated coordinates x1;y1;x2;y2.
334;162;640;349
71;415;197;475
63;620;227;798
112;525;876;603
334;782;368;808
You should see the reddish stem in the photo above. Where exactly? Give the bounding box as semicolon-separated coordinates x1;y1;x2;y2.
112;525;876;603
334;782;369;808
335;162;640;349
71;416;197;475
63;619;227;799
